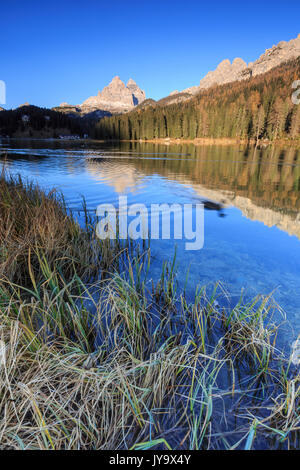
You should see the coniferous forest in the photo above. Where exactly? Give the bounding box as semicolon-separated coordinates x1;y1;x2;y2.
0;105;84;138
94;58;300;142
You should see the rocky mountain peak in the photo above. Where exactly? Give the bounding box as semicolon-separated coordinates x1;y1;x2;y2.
182;33;300;96
100;76;128;101
216;59;231;70
248;33;300;77
127;78;137;86
232;57;247;68
103;76;126;91
126;78;146;105
81;76;146;113
195;57;248;90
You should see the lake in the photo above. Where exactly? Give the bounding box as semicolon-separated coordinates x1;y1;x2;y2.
1;138;300;344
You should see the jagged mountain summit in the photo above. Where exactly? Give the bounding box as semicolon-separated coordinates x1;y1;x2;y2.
179;33;300;95
59;76;146;116
126;78;146;105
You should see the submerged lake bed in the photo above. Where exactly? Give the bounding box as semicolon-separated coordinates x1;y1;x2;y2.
1;138;300;342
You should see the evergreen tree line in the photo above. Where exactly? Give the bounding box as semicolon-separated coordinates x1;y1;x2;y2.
0;105;84;137
94;58;300;142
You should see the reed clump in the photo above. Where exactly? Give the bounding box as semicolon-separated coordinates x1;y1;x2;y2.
0;172;125;285
0;173;299;450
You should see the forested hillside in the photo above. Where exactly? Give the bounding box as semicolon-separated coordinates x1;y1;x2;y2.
94;58;300;141
0;105;84;138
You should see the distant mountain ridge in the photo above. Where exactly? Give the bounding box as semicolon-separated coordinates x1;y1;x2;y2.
9;33;300;123
54;33;300;115
179;33;300;96
95;56;300;142
135;31;300;107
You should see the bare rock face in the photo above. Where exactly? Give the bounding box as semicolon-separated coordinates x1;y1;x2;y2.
249;33;300;77
183;33;300;96
126;78;146;105
200;57;247;89
183;58;247;94
81;76;146;113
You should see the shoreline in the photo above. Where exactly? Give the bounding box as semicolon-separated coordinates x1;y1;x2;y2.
2;136;300;147
122;137;300;147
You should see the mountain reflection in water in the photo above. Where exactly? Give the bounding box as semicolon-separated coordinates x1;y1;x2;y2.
86;143;300;239
1;139;300;337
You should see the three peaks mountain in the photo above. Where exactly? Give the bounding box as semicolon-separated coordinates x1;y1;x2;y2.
59;77;146;116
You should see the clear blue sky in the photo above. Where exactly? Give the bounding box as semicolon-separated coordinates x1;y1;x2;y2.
1;0;300;109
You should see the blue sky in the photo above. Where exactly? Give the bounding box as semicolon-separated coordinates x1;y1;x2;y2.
1;0;300;109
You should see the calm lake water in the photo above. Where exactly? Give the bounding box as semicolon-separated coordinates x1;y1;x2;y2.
1;138;300;342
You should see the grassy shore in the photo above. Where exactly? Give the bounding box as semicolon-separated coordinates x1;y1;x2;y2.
0;173;299;450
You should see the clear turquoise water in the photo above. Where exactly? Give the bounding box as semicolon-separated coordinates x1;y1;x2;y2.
1;139;300;342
